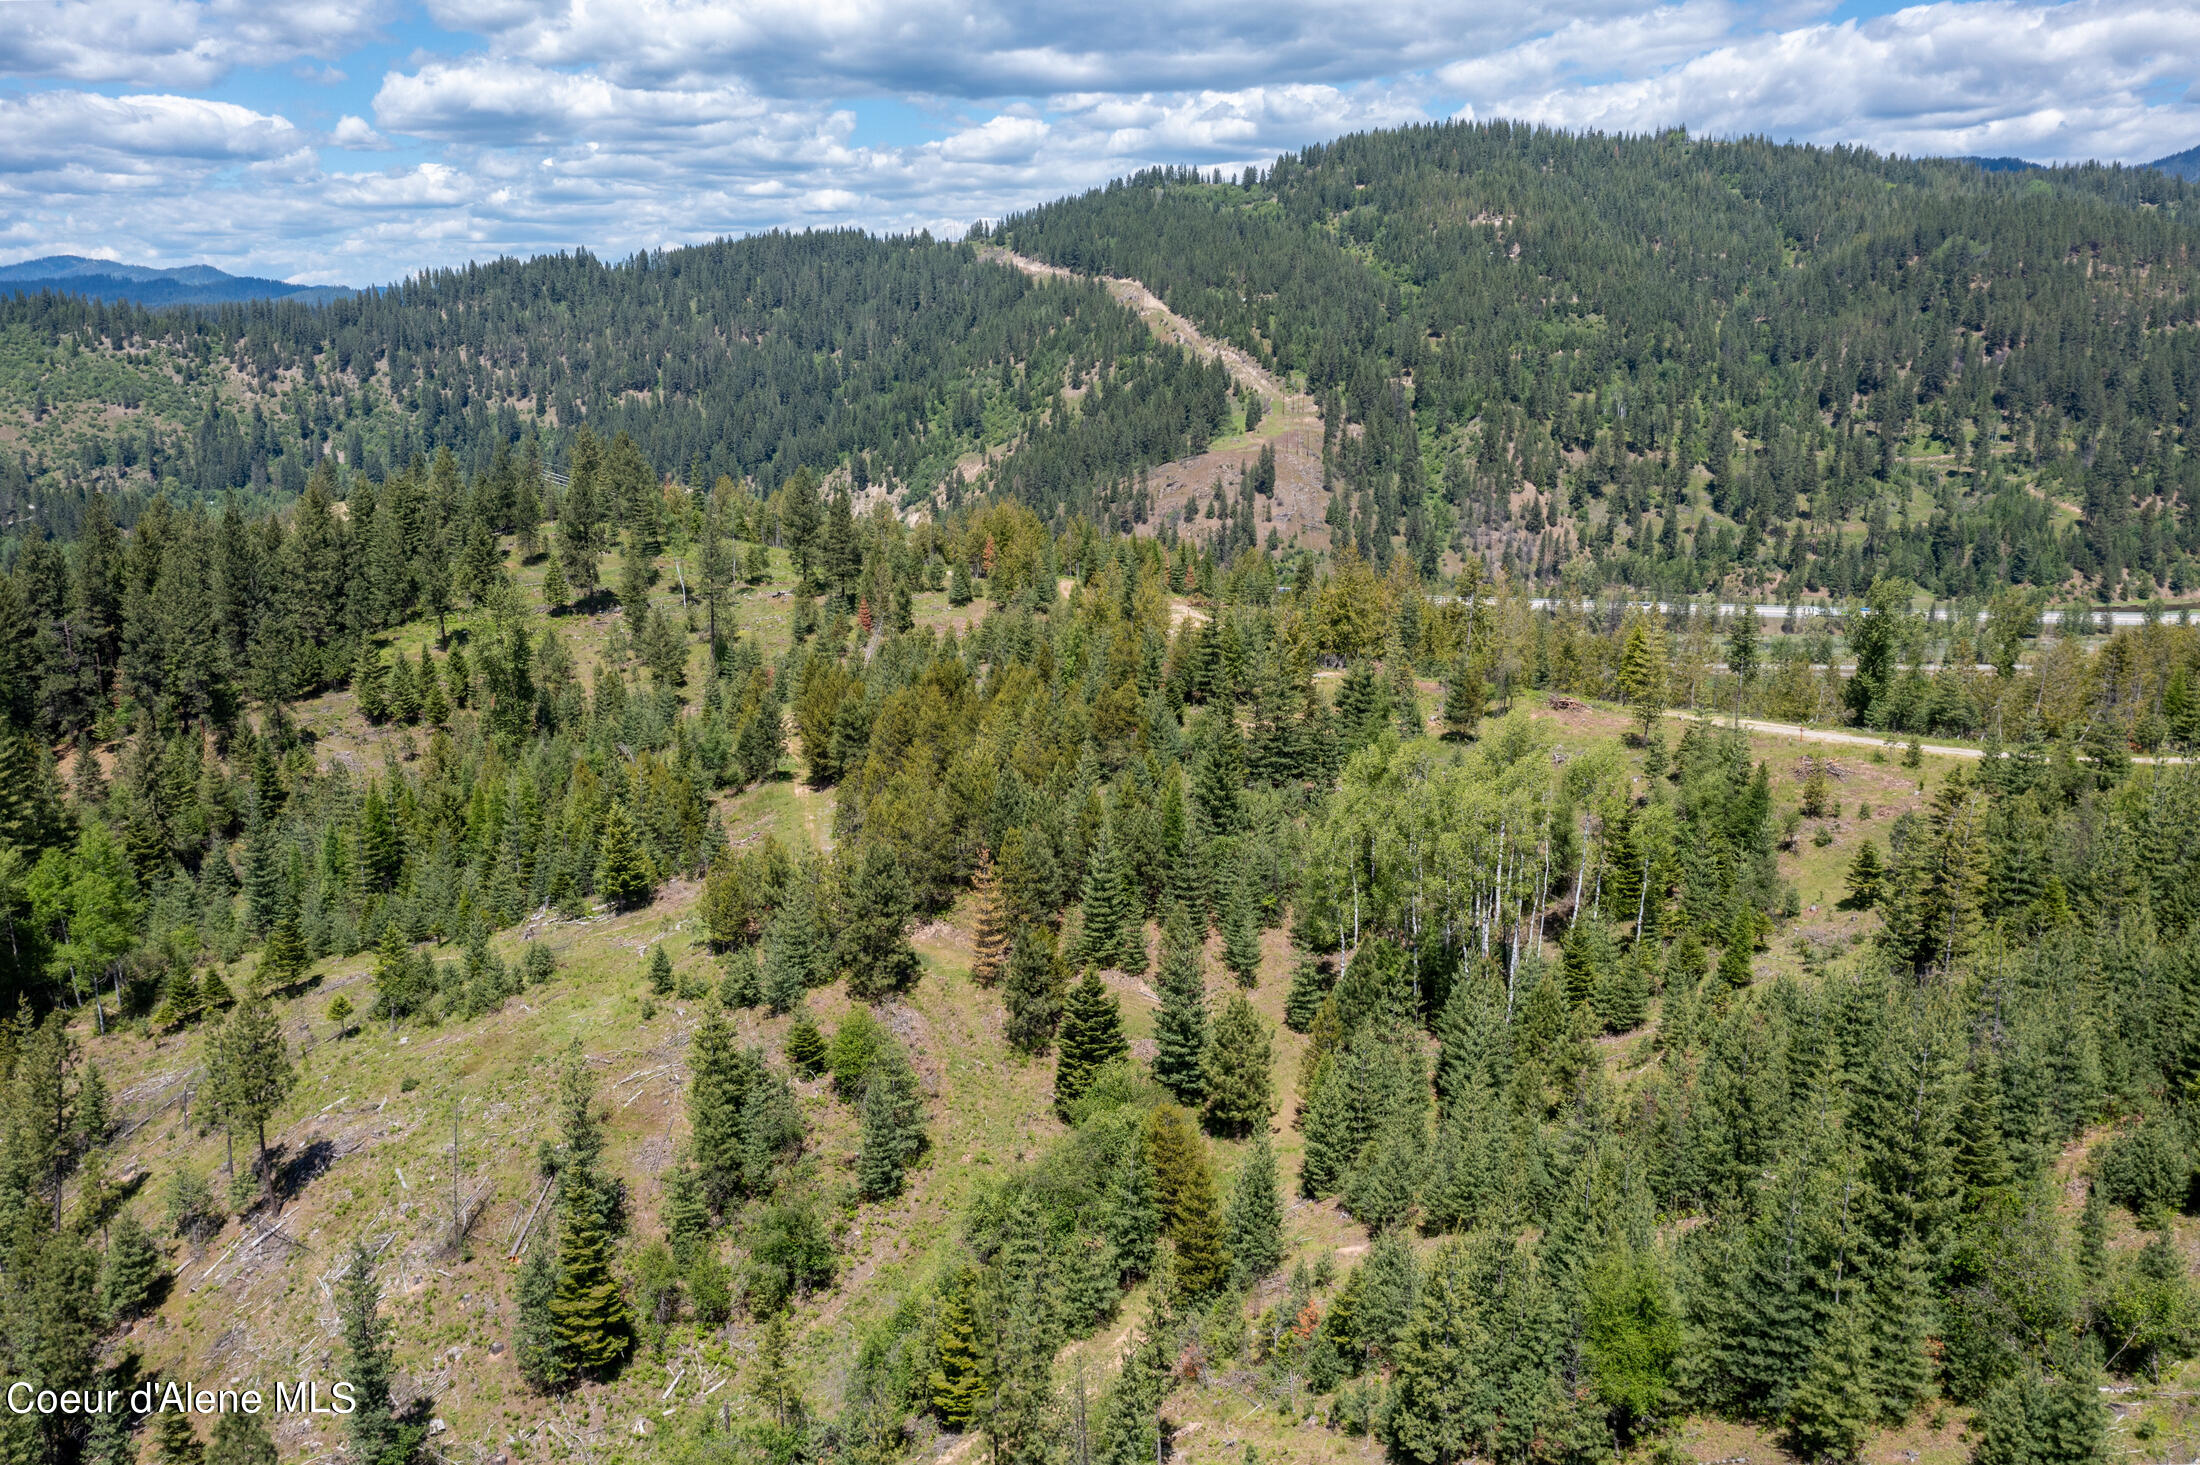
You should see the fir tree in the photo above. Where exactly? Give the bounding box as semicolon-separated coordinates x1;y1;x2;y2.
514;1235;567;1392
1203;993;1274;1138
1845;840;1886;909
1284;953;1330;1033
1599;940;1651;1034
257;899;308;990
838;842;921;1000
594;802;653;910
718;945;761;1008
1383;1236;1479;1463
1079;818;1131;969
540;552;569;613
688;1011;752;1208
1146;1107;1231;1297
1786;1303;1875;1461
969;845;1012;987
784;1008;827;1077
102;1209;163;1321
205;1410;279;1465
1225;1135;1284;1287
858;1044;925;1201
759;888;824;1014
1103;1138;1162;1279
1152;900;1209;1104
203;989;296;1201
929;1273;988;1428
1971;1366;2107;1465
1003;924;1067;1054
1298;1056;1351;1197
353;641;389;722
646;944;674;995
1054;969;1128;1120
1221;856;1262;987
1444;656;1486;738
152;1413;203;1465
2078;1184;2108;1281
338;1242;409;1465
1717;908;1756;989
550;1172;632;1376
1867;1235;1934;1426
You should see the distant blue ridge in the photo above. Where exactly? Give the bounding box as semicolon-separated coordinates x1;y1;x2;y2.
0;255;356;307
2149;144;2200;183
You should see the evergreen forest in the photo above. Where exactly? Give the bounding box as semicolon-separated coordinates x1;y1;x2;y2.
0;120;2196;1465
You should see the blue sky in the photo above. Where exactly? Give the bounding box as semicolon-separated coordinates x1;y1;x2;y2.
1;0;2193;286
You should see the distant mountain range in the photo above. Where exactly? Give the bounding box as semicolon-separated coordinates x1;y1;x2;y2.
1944;148;2200;182
0;255;356;307
2150;144;2200;183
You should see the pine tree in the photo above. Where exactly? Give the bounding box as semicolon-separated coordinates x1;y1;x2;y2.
1221;856;1262;987
1003;924;1066;1054
102;1209;163;1320
969;845;1012;987
1225;1135;1283;1287
204;990;296;1200
205;1410;279;1465
1717;908;1756;989
1152;900;1209;1104
839;842;921;1000
550;1172;632;1376
594;802;653;910
1203;993;1274;1138
646;944;674;995
784;1008;827;1077
1054;969;1128;1120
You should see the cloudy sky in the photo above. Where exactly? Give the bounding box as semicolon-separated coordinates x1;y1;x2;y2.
2;0;2195;286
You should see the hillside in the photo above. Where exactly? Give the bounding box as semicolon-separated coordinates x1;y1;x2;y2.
3;118;2200;1465
34;509;2200;1465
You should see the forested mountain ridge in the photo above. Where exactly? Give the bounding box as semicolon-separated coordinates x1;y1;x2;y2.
995;122;2200;601
0;230;1229;547
6;122;2199;611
